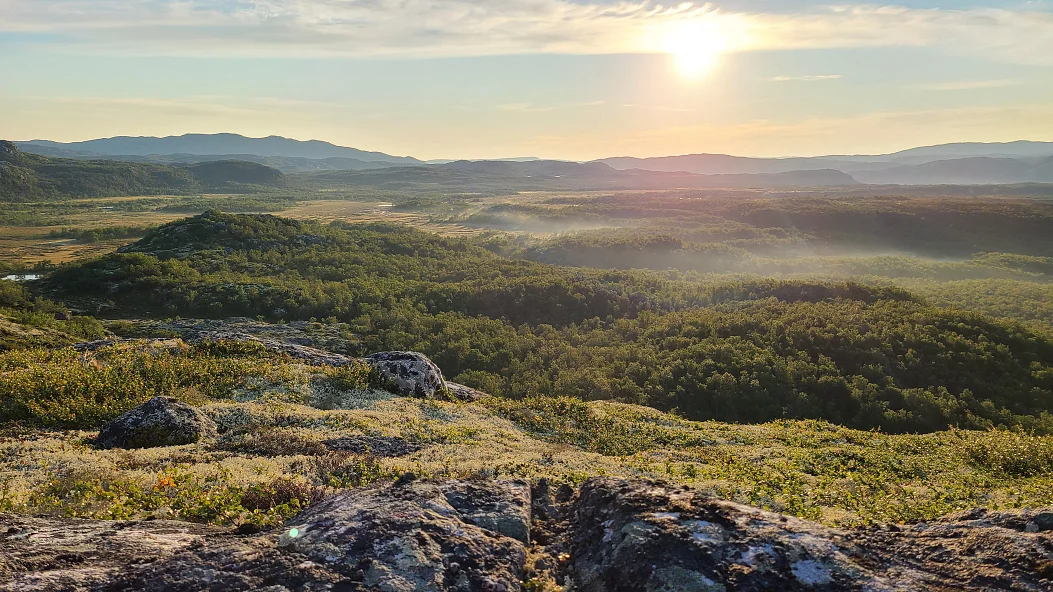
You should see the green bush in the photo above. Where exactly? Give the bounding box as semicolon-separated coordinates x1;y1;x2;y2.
0;344;282;429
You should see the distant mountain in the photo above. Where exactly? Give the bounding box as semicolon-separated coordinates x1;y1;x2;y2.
0;141;285;200
11;147;410;174
17;134;421;165
855;157;1053;185
595;154;877;175
426;157;541;164
887;141;1053;159
595;141;1053;179
294;159;857;192
441;160;614;177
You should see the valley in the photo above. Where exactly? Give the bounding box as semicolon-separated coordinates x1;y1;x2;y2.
3;137;1053;590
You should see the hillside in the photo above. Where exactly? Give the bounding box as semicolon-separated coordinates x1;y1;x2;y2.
11;148;411;173
889;140;1053;159
5;208;1053;589
37;212;1053;434
2;336;1052;590
595;141;1053;184
18;133;421;164
856;157;1053;185
295;160;857;192
0;141;286;200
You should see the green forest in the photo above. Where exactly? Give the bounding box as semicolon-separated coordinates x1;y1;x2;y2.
23;210;1053;435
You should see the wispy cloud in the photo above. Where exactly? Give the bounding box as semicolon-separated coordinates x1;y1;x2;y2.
1;2;1052;65
34;95;269;118
497;103;556;113
496;100;605;112
919;79;1022;91
771;75;842;82
621;103;697;113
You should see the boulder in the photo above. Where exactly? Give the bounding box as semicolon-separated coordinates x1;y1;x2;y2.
95;396;218;449
0;513;221;592
322;434;422;457
0;480;529;592
446;382;487;403
3;478;1053;591
364;351;447;398
565;478;1053;592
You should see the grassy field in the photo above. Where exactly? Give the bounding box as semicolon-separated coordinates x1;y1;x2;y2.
0;194;495;265
2;340;1050;529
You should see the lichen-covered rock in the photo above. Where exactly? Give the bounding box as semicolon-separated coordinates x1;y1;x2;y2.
364;351;447;398
4;478;1053;591
0;480;528;591
323;434;422;457
565;478;1053;592
446;382;487;403
120;480;524;591
95;396;218;449
0;513;221;592
440;480;531;544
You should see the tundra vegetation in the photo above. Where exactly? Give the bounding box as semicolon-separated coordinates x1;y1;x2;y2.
2;168;1053;548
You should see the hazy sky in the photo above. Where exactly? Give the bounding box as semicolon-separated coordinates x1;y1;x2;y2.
2;1;1052;160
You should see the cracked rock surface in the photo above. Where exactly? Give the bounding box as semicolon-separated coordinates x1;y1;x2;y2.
2;479;529;592
563;478;1053;592
3;478;1052;591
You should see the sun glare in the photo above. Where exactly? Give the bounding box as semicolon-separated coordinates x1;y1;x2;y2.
665;21;728;80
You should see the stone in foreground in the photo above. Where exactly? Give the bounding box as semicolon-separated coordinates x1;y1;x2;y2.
364;351;447;398
0;480;528;592
95;396;218;449
566;478;1053;592
3;478;1052;591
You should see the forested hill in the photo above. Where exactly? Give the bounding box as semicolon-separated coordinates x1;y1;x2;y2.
38;211;1053;435
0;141;285;200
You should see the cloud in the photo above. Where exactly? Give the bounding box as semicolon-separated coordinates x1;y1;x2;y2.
771;75;842;82
497;103;557;113
918;79;1022;91
1;2;1052;65
34;95;270;118
620;104;696;113
496;100;606;112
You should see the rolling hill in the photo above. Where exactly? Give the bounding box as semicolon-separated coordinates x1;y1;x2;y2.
10;149;418;174
293;159;858;192
0;141;286;200
17;133;421;165
854;157;1053;185
595;141;1053;183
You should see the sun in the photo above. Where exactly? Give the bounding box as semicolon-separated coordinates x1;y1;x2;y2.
664;21;728;80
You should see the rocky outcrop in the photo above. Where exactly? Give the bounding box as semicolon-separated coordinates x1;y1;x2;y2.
365;351;447;399
322;435;422;457
446;382;487;403
75;334;462;401
1;480;530;592
563;478;1053;592
2;478;1052;591
95;396;218;449
0;513;222;592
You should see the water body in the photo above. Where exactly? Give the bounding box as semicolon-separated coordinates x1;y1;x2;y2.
2;274;42;282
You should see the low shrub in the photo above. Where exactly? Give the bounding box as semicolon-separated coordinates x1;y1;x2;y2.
0;343;283;429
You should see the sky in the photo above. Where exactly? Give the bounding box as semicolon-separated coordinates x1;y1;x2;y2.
1;1;1052;160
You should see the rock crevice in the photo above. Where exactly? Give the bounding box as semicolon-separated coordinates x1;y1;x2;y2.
3;478;1052;591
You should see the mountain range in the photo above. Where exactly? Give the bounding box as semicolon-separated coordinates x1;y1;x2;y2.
14;135;1053;186
17;134;421;166
0;141;285;200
